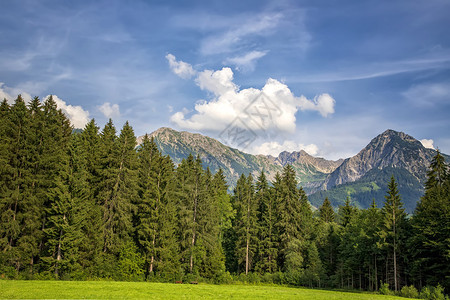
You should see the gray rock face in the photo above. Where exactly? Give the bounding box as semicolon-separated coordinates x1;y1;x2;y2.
322;129;438;190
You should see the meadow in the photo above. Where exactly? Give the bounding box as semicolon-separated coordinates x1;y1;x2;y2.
0;280;407;299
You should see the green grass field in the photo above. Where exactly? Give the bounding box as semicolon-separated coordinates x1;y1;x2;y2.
0;280;407;299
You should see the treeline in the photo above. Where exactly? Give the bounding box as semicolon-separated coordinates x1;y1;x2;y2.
0;96;449;295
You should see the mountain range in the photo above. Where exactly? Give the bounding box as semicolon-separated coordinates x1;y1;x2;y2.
138;127;449;213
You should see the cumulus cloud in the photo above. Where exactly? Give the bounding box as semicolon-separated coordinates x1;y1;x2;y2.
170;66;336;134
420;139;435;149
166;54;196;79
196;67;238;96
1;83;89;128
0;82;32;103
250;140;319;157
225;50;268;72
46;95;90;128
298;93;335;117
98;102;120;118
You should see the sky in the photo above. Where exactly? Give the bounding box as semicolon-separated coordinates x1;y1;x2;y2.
1;0;449;160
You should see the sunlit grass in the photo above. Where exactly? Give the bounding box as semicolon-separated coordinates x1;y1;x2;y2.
0;280;407;299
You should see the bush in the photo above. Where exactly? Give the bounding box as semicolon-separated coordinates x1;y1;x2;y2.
379;282;393;295
419;284;448;300
213;271;233;284
401;285;419;298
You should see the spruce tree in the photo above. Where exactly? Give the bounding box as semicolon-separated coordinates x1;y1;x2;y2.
37;96;74;277
136;135;179;279
4;95;35;273
339;196;354;227
97;120;137;257
380;176;406;292
234;173;257;274
276;165;303;271
175;154;207;275
77;119;103;275
412;151;450;290
255;170;277;273
320;198;335;223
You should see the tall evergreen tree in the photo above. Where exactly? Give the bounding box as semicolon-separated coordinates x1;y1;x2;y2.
136;135;179;279
42;133;87;278
338;196;354;227
380;176;406;291
255;170;277;273
7;95;38;273
234;173;257;274
77;119;103;275
276;165;303;271
320;198;335;223
175;154;207;275
97;120;137;256
411;151;450;290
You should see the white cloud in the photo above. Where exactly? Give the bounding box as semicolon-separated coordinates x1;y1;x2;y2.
98;102;120;118
225;50;268;72
0;82;32;103
1;84;89;128
298;93;336;117
166;54;196;79
170;66;336;134
420;139;435;149
250;140;319;157
195;68;238;96
46;95;90;129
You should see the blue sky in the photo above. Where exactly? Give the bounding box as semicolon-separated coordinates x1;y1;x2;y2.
1;0;449;159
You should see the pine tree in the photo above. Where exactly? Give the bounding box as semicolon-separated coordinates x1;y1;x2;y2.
77;119;103;275
42;133;86;278
234;173;257;274
255;170;277;273
97;120;137;257
175;154;207;275
320;198;335;223
40;95;73;274
136;135;179;279
276;165;303;271
339;196;354;227
3;95;35;273
411;151;450;290
380;176;406;292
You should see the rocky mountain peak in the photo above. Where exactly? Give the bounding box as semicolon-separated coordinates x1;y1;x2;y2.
322;129;435;189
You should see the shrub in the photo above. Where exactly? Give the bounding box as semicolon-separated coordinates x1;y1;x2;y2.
213;271;233;284
420;285;448;300
400;285;419;298
379;282;393;295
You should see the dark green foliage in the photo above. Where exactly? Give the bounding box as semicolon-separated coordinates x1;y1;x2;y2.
233;173;258;275
411;151;450;291
319;198;335;223
255;171;277;274
0;96;448;295
309;167;425;213
380;176;407;291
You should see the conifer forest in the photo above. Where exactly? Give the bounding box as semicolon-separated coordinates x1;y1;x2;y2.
1;95;449;295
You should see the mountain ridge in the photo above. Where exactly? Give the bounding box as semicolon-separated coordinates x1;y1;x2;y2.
137;127;448;212
138;127;342;191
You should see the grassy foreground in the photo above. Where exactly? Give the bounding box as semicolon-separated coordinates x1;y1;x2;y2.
0;280;406;299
